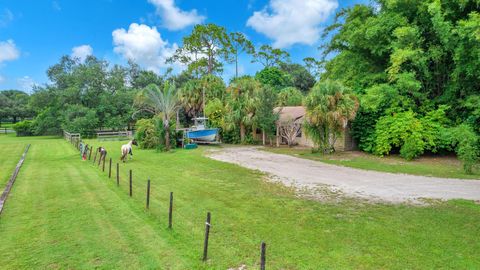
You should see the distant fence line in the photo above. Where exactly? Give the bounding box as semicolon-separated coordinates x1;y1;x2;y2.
65;138;268;269
1;127;15;134
63;130;133;141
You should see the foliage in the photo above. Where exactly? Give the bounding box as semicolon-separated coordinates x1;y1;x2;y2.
225;77;262;143
62;105;99;137
12;120;35;136
322;0;480;164
135;82;180;151
277;87;304;107
32;108;62;135
204;98;225;130
279;63;316;93
251;45;290;68
134;117;176;150
254;86;278;143
27;56;139;136
168;23;231;76
255;67;292;90
228;32;255;78
350;109;381;153
442;124;479;174
0;90;34;123
134;118;159;149
304;80;359;153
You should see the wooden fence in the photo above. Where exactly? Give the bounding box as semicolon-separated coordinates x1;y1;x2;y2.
67;140;268;269
0;144;31;215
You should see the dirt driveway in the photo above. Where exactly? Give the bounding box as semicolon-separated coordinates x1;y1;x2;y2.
207;147;480;203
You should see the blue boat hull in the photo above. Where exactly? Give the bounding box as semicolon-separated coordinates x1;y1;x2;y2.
187;129;218;142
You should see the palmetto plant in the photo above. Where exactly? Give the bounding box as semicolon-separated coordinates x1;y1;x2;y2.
225;77;260;142
135;82;180;151
304;80;359;153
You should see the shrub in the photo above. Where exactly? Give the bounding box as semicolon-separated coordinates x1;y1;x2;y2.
13;120;35;136
134;117;176;151
374;111;425;159
135;118;159;149
33;108;62;135
443;124;479;174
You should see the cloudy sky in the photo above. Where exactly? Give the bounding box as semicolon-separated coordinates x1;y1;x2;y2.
0;0;367;92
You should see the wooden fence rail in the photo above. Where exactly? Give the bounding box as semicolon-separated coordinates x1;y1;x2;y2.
0;144;31;216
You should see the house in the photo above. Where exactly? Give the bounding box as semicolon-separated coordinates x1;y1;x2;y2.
274;106;356;151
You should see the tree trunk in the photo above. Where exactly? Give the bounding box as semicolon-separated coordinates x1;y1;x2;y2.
276;125;280;147
164;118;170;151
13;116;17;123
240;123;246;143
262;130;266;145
208;54;213;74
235;53;238;78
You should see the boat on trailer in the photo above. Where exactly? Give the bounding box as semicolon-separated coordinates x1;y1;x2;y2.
186;117;219;143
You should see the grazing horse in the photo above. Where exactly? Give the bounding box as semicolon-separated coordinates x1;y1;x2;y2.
120;139;138;163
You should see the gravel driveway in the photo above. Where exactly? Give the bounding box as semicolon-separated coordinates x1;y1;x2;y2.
207;147;480;203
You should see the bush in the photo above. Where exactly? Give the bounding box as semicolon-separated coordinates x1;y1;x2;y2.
443;124;479;174
134;117;176;151
33;108;62;135
135;118;159;149
374;111;425;159
13;120;35;136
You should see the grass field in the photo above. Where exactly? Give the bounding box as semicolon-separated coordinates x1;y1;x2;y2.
264;147;480;180
0;135;479;269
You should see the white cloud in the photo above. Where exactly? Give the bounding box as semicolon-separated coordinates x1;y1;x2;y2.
112;23;179;73
148;0;205;30
17;76;36;92
71;45;93;62
247;0;338;48
0;9;14;28
0;39;20;64
0;75;5;84
52;1;62;11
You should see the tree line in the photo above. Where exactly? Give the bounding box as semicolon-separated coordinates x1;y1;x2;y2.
4;0;479;172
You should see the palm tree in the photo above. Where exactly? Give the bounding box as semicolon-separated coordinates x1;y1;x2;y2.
304;80;359;153
140;82;180;151
225;77;260;142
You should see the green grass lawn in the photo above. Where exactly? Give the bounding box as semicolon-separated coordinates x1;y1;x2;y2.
264;147;480;180
0;136;479;269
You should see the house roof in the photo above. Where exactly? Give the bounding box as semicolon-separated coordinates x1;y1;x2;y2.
274;106;306;123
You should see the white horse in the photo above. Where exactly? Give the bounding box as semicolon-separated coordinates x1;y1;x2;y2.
120;139;138;163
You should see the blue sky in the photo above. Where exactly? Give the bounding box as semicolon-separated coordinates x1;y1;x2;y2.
0;0;367;92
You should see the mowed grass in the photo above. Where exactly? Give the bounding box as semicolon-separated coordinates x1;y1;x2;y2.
264;147;480;180
0;135;26;189
0;136;479;269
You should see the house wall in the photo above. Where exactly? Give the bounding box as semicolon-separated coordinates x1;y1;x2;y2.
294;127;356;151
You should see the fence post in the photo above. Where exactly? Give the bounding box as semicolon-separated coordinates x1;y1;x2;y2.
202;212;211;262
260;242;266;270
116;163;119;186
88;146;93;160
168;192;173;229
108;158;112;178
129;170;132;197
93;149;98;164
146;179;150;209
